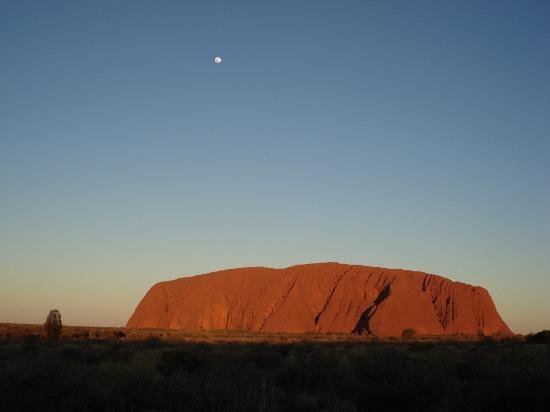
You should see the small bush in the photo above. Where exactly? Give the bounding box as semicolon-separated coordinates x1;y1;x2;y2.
113;330;126;339
44;310;62;342
401;329;418;340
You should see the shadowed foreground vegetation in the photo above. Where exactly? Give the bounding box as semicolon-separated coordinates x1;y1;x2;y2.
1;330;549;411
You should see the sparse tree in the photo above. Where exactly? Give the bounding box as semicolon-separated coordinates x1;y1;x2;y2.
44;309;62;342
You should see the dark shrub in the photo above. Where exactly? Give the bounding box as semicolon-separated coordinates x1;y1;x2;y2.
526;330;550;344
247;344;284;370
139;336;163;349
23;334;40;344
401;328;418;340
44;310;62;342
61;344;83;361
113;330;126;339
157;348;203;376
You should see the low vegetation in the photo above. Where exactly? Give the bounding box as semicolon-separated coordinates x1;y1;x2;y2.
0;325;549;411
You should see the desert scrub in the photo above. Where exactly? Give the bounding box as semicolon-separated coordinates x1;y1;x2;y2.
0;339;549;411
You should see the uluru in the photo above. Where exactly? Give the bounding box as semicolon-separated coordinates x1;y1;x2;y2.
127;263;512;336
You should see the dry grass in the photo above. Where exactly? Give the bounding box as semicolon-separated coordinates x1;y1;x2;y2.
0;323;520;344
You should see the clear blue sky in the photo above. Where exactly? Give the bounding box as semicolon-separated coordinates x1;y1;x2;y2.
1;1;549;334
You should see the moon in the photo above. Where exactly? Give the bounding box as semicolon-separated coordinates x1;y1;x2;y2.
214;56;222;64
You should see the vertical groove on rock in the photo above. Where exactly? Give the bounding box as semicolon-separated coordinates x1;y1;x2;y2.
314;267;351;326
162;286;169;314
259;277;298;331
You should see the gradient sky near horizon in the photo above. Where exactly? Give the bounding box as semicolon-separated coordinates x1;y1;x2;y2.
1;1;549;334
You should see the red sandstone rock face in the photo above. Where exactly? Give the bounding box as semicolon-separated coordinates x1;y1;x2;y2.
126;263;512;336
